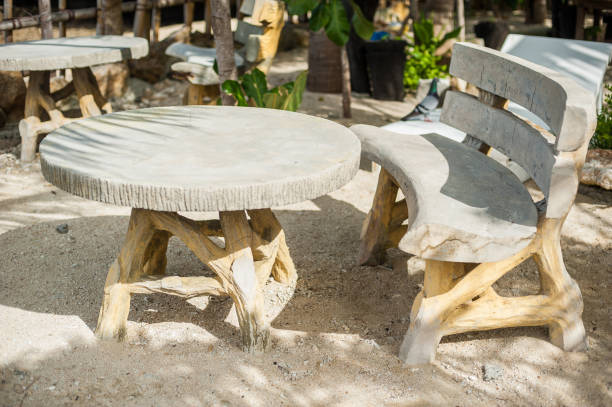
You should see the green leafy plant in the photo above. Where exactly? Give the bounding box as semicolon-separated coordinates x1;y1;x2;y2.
403;45;447;91
592;84;612;149
221;69;308;111
285;0;374;45
410;17;461;49
403;17;461;91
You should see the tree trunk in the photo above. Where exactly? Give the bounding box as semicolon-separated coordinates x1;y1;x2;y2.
102;0;124;35
423;0;454;36
38;0;53;39
211;0;237;105
341;45;351;118
307;31;342;93
525;0;547;24
344;0;377;94
457;0;465;41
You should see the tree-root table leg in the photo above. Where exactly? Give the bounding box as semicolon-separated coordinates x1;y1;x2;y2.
72;67;112;117
19;67;111;163
96;208;296;353
185;83;220;105
398;217;586;366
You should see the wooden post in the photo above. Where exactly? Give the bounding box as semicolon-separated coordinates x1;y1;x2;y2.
205;0;212;36
151;1;161;42
3;0;13;43
38;0;54;39
184;0;195;35
96;0;103;34
133;0;152;40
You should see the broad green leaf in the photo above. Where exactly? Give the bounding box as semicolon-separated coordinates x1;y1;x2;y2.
281;70;308;111
439;26;462;45
213;59;219;75
350;1;374;41
287;0;318;15
263;92;286;109
309;2;330;32
282;81;295;94
325;0;350;46
414;17;434;46
221;80;248;106
267;85;282;95
242;69;268;107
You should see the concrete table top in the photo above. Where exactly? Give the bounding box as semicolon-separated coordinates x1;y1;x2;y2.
0;35;149;71
40;106;361;211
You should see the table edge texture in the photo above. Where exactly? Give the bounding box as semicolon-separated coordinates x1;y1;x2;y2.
40;109;361;212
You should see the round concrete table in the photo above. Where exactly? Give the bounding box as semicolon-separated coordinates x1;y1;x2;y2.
0;35;148;162
40;106;360;352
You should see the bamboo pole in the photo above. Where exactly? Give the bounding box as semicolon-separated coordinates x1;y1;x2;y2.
0;2;137;32
58;0;66;37
38;0;53;39
3;0;12;42
0;0;201;34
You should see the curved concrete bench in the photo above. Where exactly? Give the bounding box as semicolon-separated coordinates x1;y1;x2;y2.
355;42;596;366
354;125;538;263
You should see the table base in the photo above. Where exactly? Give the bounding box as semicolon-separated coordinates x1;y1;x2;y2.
19;67;112;163
95;208;297;353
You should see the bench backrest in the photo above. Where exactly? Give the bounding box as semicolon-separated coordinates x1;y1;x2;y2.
440;43;597;219
501;34;612;110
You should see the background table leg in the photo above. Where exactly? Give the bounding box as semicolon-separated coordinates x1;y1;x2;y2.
19;71;70;162
73;67;112;117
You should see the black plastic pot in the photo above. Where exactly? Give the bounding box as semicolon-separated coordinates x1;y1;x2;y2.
364;39;407;101
551;0;577;39
347;35;370;94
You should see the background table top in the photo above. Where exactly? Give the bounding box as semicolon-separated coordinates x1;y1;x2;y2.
40;106;361;212
0;36;149;71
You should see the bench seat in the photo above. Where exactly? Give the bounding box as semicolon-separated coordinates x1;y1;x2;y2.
353;124;538;263
166;43;246;67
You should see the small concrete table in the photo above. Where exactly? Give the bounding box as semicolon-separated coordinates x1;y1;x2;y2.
0;35;148;162
40;106;360;352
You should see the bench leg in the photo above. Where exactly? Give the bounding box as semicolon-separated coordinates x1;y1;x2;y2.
96;208;295;352
535;218;586;351
398;217;586;365
359;168;400;265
